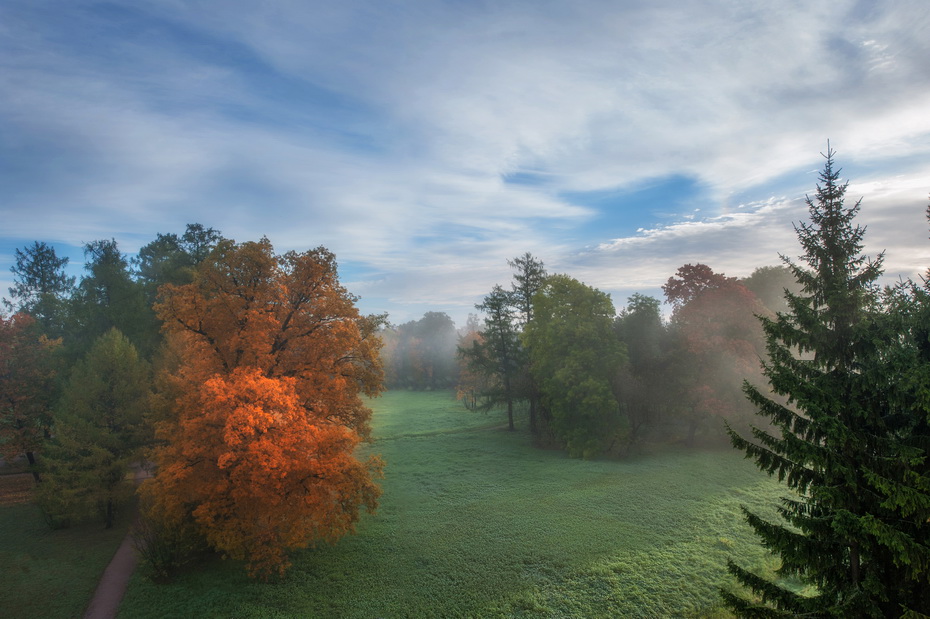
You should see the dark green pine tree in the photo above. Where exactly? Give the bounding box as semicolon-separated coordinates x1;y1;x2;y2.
507;252;546;436
724;146;930;616
461;284;523;431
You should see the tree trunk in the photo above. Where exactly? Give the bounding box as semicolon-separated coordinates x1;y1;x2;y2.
25;451;41;483
850;540;860;586
507;399;515;431
105;498;114;529
529;394;538;435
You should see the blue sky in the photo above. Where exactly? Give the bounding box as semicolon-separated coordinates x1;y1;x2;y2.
2;1;930;326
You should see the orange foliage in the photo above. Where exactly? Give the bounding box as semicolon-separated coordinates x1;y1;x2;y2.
145;239;384;578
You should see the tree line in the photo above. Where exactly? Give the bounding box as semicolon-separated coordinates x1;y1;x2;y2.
387;256;795;456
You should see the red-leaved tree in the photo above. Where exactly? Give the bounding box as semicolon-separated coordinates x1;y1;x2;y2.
0;313;59;480
663;264;768;444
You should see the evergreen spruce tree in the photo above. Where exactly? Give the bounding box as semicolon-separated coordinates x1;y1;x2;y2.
724;146;930;616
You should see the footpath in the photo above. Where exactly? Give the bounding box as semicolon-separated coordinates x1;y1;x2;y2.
83;533;138;619
83;466;151;619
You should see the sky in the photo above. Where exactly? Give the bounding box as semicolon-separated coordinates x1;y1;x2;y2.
2;0;930;327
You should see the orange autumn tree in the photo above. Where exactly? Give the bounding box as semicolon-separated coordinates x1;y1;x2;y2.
143;238;384;578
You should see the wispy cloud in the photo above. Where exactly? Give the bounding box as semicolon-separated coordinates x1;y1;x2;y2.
2;0;929;324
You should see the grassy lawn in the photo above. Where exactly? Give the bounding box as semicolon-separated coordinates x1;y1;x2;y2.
119;390;786;618
0;498;134;618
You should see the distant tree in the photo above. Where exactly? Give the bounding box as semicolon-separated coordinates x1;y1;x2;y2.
616;294;664;372
0;313;60;481
5;241;75;337
415;312;459;389
37;328;150;528
179;223;223;263
380;325;410;389
614;294;667;446
663;264;766;445
724;147;930;615
507;253;546;434
381;312;458;390
460;285;522;429
134;223;223;306
455;329;496;411
146;238;383;578
70;239;155;356
460;313;481;337
740;265;802;315
134;234;188;305
525;275;626;458
663;263;736;311
508;252;547;325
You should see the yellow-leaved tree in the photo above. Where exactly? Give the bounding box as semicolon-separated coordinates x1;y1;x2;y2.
142;238;384;578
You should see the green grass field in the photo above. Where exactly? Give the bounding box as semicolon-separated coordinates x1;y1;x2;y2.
0;499;133;618
118;390;787;618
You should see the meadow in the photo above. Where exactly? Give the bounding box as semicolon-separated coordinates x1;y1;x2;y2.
117;390;787;618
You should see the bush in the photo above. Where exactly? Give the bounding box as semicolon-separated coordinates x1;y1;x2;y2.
131;494;205;582
34;477;84;529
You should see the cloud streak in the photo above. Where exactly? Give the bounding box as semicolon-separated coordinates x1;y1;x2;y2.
2;0;929;324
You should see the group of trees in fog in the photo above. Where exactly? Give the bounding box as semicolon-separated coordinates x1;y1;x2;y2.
380;311;458;390
379;256;802;460
452;254;795;457
0;226;383;578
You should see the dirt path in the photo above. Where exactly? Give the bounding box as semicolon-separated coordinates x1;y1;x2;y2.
83;466;151;619
83;532;139;619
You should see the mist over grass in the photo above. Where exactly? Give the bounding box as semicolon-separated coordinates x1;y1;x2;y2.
118;391;786;617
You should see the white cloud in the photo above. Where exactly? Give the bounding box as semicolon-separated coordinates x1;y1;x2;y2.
2;0;930;326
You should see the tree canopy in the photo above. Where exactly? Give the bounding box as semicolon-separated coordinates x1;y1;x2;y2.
0;312;60;478
525;274;626;458
145;237;384;578
37;328;150;528
5;241;74;337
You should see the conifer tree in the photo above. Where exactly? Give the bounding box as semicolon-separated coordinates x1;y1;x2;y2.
458;254;546;433
462;285;522;430
38;328;151;528
69;239;155;357
5;241;75;337
507;253;546;435
724;147;930;616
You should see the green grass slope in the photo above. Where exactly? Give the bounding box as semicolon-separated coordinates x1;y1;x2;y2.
119;390;785;618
